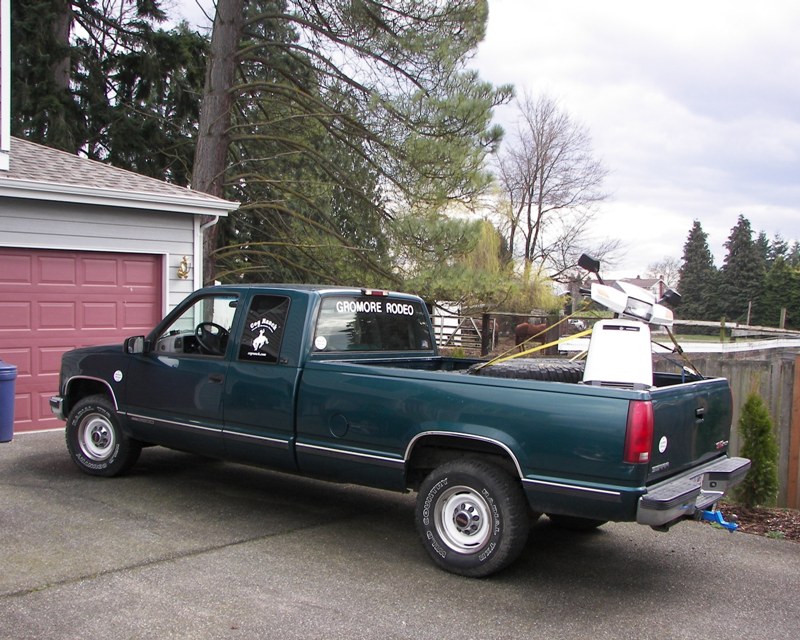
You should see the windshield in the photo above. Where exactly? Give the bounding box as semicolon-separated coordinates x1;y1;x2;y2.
313;296;433;353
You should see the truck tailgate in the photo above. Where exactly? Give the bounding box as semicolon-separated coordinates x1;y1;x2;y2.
647;377;733;483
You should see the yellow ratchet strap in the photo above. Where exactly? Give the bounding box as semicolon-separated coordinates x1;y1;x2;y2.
467;300;595;373
487;327;594;366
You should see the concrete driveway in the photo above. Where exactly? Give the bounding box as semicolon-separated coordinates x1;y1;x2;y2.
1;431;798;640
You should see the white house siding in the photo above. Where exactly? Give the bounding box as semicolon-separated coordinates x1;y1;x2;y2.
0;198;199;313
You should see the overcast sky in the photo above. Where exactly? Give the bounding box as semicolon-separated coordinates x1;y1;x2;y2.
177;0;800;278
472;0;800;276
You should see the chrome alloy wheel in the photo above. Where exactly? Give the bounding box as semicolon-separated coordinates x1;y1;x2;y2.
434;485;493;553
77;412;117;461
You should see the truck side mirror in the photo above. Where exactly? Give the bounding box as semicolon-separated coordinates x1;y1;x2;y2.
124;336;146;354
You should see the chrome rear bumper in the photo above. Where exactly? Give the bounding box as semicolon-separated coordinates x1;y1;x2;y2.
636;456;751;528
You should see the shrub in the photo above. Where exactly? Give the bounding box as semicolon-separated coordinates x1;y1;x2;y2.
736;392;779;507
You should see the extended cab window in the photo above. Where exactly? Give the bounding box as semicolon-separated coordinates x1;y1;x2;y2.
154;294;238;357
313;296;433;352
238;295;290;363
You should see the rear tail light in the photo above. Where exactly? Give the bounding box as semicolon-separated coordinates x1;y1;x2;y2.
624;400;654;463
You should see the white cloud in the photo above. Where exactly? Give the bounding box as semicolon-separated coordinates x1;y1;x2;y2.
474;0;800;276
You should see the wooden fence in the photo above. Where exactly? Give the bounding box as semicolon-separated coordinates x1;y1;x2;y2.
657;348;800;509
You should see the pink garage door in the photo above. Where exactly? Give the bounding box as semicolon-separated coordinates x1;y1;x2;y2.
0;248;163;433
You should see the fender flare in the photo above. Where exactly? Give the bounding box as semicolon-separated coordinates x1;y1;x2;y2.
63;376;120;412
404;430;525;479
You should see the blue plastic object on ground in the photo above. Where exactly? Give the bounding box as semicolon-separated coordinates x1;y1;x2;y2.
0;360;18;443
702;508;739;532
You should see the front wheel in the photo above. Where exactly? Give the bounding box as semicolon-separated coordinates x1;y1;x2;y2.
65;395;141;477
415;459;530;577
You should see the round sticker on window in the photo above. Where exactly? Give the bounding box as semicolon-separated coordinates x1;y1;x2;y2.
658;436;668;454
314;336;328;351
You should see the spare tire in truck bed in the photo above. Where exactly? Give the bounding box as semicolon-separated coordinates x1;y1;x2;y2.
476;358;585;383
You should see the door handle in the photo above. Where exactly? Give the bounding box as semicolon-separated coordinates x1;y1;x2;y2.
208;373;225;384
695;407;705;421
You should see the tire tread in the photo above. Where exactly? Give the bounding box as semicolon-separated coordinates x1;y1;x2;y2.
477;358;585;383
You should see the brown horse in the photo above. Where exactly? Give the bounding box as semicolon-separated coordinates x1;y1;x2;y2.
514;322;548;351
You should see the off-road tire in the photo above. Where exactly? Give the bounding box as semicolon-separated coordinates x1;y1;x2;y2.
416;459;530;577
65;394;141;477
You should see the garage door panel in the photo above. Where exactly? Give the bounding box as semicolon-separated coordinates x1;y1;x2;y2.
40;347;68;376
14;393;32;423
0;247;163;433
38;255;78;285
82;257;120;286
39;302;76;330
2;347;31;376
0;302;31;329
123;302;161;329
82;302;118;329
36;395;59;428
0;254;33;284
121;258;159;287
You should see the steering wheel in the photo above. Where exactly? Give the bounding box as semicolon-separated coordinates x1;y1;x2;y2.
194;322;230;355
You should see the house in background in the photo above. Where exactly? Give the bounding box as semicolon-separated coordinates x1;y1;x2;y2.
0;139;238;433
0;1;238;433
608;277;668;301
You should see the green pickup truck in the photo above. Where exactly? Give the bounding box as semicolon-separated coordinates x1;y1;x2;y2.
50;284;750;577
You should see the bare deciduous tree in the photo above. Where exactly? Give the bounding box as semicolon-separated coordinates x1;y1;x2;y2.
495;94;614;281
646;256;681;289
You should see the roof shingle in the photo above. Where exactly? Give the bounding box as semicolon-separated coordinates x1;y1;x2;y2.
0;137;235;213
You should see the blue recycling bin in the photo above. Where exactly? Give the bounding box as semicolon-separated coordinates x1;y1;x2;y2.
0;359;17;443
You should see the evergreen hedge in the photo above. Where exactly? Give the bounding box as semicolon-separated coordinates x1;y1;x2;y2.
735;392;779;507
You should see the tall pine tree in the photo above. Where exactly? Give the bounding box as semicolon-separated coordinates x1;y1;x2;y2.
11;0;207;184
11;0;84;152
676;220;719;320
769;233;789;266
195;0;511;289
720;215;766;325
789;242;800;268
761;257;794;328
755;231;771;267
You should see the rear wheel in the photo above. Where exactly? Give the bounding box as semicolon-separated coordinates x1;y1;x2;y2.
416;459;529;577
65;395;141;477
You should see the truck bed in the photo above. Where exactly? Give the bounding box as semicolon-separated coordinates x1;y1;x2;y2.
299;355;735;520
